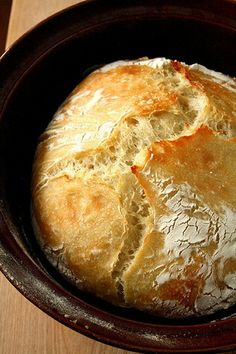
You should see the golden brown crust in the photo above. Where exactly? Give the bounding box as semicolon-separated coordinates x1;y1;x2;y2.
32;58;236;317
33;175;127;303
125;127;236;316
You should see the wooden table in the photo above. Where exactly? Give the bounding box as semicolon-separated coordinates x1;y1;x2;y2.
1;1;132;353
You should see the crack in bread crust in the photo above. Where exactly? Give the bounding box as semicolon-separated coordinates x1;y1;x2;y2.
32;58;236;318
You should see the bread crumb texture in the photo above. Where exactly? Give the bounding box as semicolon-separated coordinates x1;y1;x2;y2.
32;58;236;318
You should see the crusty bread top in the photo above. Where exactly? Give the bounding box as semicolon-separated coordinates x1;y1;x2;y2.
32;58;236;318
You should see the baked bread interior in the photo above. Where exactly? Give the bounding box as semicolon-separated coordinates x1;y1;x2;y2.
32;57;236;318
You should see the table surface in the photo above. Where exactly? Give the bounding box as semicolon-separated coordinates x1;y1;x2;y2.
1;1;131;353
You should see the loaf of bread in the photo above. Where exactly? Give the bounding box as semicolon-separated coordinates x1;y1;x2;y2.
32;57;236;318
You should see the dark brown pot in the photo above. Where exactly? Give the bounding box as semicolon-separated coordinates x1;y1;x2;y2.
0;1;236;352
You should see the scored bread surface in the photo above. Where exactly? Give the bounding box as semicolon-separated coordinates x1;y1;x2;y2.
32;57;236;318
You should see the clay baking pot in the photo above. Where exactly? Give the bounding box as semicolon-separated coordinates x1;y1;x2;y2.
0;0;236;352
